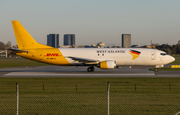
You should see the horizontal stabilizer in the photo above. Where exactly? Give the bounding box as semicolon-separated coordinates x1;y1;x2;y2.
8;48;29;53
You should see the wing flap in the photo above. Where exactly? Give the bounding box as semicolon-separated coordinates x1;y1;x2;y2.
66;56;99;64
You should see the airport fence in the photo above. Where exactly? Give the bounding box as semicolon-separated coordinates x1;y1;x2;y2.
1;82;180;115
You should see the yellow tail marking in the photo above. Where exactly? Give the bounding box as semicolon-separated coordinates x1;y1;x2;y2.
12;20;52;50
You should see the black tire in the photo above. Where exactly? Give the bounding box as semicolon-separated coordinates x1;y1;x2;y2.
91;67;95;72
87;67;95;72
155;68;158;72
87;67;91;72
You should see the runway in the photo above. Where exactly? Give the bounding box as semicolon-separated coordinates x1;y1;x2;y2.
0;65;180;77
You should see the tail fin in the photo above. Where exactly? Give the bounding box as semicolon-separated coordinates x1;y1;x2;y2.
12;20;52;50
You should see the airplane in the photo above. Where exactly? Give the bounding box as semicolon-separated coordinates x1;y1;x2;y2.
11;20;175;72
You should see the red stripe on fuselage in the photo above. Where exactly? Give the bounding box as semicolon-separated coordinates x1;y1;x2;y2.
130;51;140;55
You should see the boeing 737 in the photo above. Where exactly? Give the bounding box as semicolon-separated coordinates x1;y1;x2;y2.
11;21;175;72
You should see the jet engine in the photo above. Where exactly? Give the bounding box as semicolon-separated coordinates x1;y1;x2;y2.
98;60;116;69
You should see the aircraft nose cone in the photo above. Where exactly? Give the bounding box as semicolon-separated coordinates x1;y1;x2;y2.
169;56;175;63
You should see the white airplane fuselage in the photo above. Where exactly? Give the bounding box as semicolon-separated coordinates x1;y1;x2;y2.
56;48;174;66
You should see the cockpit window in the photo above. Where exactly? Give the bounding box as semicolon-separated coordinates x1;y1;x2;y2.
160;53;167;56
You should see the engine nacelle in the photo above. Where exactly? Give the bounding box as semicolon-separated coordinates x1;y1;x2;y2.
98;60;116;69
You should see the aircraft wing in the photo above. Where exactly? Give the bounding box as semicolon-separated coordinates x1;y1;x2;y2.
66;56;99;64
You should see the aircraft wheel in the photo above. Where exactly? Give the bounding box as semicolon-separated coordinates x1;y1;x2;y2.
87;67;95;72
155;68;158;72
91;67;95;72
87;67;91;72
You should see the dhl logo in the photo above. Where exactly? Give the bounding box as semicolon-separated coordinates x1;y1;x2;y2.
44;53;61;57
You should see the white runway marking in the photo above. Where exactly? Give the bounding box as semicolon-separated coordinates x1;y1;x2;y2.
3;72;155;77
156;74;180;77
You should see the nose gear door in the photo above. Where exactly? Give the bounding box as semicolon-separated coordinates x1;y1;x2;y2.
151;51;156;60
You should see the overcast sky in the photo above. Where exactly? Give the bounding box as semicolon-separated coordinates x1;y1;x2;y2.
1;0;180;46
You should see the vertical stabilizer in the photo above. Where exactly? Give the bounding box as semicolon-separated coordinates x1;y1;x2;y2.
12;21;52;50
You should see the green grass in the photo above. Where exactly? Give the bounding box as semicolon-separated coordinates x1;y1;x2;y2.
0;58;49;68
171;55;180;58
170;55;180;64
0;57;180;114
1;77;180;114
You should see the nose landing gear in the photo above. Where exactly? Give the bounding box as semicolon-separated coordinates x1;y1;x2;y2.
155;68;158;72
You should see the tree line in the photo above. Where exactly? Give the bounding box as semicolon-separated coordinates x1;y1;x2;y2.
156;44;180;55
0;41;180;55
0;41;16;57
0;41;11;50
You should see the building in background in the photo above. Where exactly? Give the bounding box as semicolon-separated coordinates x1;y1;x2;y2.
47;34;59;48
64;34;75;46
0;50;7;58
122;34;131;48
97;42;105;48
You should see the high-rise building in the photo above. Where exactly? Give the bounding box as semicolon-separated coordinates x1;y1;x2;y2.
122;34;131;48
47;34;59;48
64;34;75;46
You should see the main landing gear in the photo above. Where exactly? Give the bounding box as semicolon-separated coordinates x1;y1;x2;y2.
87;66;95;72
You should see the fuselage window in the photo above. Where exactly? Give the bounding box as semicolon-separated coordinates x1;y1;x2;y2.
102;54;104;56
98;54;99;56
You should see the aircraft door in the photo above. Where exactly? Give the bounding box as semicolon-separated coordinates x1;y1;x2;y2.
151;51;156;60
36;49;43;61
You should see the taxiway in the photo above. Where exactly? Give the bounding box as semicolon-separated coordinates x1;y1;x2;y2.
0;65;179;77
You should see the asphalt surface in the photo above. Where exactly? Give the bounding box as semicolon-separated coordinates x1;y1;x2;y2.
0;65;180;77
